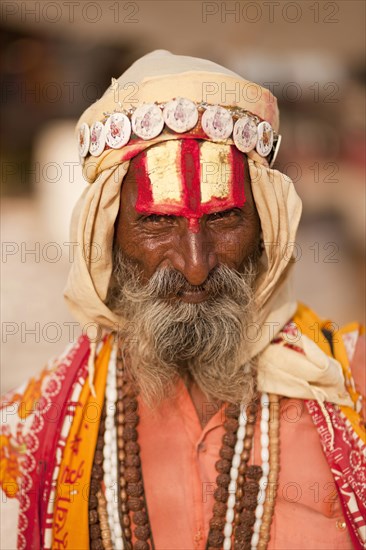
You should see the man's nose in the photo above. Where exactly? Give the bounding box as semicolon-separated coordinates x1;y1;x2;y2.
170;229;217;286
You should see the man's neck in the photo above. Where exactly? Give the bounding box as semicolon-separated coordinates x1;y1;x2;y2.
183;375;222;429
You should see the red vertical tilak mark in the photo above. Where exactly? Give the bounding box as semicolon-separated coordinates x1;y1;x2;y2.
231;146;246;206
133;150;153;213
180;139;201;218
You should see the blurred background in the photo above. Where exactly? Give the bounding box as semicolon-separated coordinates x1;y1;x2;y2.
1;0;365;392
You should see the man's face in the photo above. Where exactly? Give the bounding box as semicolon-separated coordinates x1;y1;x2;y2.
115;147;261;299
109;143;262;407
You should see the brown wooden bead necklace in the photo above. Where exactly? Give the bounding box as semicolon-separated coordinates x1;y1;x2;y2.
89;354;280;550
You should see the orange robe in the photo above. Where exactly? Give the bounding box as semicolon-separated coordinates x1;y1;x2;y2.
138;381;354;550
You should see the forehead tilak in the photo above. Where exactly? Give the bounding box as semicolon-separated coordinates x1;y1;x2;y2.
133;140;246;231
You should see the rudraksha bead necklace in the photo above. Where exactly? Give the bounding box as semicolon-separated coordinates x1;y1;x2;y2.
90;344;280;549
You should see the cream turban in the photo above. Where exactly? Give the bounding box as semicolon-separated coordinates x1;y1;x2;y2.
64;50;352;407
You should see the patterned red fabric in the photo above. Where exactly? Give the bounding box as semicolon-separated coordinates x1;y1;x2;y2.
0;336;90;549
276;321;366;549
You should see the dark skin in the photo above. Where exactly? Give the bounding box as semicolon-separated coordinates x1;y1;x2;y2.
115;152;261;427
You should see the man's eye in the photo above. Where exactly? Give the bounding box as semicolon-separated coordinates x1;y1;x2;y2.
141;214;175;224
208;209;241;222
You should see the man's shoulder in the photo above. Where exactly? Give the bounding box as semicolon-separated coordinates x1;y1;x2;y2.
1;336;90;426
292;301;364;362
292;301;365;409
0;336;92;549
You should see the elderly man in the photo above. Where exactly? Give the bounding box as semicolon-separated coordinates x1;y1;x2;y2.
1;51;365;550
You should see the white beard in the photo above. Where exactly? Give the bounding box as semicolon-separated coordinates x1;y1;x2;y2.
107;249;260;408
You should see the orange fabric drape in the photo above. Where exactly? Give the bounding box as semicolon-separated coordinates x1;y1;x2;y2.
51;337;112;549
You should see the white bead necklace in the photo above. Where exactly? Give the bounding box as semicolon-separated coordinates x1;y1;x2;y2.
222;393;270;550
223;403;248;549
251;392;270;549
103;343;124;550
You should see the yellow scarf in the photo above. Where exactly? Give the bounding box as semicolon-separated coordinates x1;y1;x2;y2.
51;337;112;549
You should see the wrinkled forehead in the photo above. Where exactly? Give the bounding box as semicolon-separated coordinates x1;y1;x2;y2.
132;140;246;231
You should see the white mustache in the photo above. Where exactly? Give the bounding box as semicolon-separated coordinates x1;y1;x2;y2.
116;261;257;307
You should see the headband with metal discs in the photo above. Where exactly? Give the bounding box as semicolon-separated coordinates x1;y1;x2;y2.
77;97;282;167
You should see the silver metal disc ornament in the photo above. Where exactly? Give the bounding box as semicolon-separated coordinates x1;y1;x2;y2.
89;121;106;157
163;98;199;133
131;104;164;140
201;105;233;140
78;122;90;158
233;116;258;153
105;112;131;149
269;135;282;167
256;121;274;157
